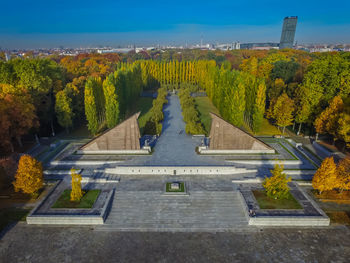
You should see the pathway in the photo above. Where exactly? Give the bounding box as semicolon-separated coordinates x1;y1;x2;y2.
127;94;224;166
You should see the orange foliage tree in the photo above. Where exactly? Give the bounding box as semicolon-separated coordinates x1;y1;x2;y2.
337;158;350;192
13;155;43;196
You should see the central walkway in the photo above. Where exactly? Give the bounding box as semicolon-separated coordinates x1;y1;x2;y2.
129;94;223;166
97;95;250;231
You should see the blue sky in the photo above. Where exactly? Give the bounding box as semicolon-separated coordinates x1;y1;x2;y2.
1;0;350;48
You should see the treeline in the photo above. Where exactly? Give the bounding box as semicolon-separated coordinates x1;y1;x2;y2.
240;52;350;140
144;88;168;135
138;60;267;133
0;58;65;152
198;62;266;132
84;63;142;135
137;60;216;90
178;89;205;135
1;50;350;153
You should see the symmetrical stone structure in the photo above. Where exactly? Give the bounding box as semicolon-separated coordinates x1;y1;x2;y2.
199;113;275;154
78;112;150;154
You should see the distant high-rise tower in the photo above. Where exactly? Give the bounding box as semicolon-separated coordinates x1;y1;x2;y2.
279;16;298;49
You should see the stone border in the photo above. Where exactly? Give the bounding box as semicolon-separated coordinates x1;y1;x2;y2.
76;149;151;155
26;181;115;225
163;181;189;196
104;166;257;175
237;182;330;226
50;160;124;166
199;149;276;154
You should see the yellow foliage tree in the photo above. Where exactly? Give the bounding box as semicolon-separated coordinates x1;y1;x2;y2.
267;93;295;134
263;163;291;199
337;158;350;192
312;157;338;194
70;169;83;202
13;155;43;196
314;96;343;143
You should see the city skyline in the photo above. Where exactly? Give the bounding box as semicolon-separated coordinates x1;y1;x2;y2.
1;0;350;48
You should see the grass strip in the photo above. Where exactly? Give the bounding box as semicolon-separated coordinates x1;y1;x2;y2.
253;190;302;210
52;189;101;209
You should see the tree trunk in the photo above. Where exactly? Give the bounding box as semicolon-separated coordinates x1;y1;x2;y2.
51;120;55;137
293;122;295;131
9;141;14;152
16;136;23;148
283;126;286;135
297;123;302;135
35;134;40;145
333;137;336;145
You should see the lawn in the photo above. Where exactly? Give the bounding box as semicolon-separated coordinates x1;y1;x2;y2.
0;208;30;232
326;211;350;225
253;190;302;209
166;182;185;192
313;190;350;204
242;118;282;136
194;97;220;135
52;189;101;209
124;97;154;134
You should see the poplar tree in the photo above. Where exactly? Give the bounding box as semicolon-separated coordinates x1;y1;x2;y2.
55;90;73;132
84;78;99;135
103;75;119;128
252;79;266;133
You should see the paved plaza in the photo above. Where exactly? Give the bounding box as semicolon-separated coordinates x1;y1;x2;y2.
98;174;248;231
1;224;350;262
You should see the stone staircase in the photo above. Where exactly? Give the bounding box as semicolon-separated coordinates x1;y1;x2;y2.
96;190;250;232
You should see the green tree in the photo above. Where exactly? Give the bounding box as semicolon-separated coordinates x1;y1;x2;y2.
103;74;119;128
84;78;99;135
55;90;73;132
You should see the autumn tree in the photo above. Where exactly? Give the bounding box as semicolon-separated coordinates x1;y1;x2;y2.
0;85;38;152
13;155;43;196
338;112;350;148
267;93;294;134
314;96;344;143
337;158;350;192
263;163;291;199
312;157;338;194
70;169;83;202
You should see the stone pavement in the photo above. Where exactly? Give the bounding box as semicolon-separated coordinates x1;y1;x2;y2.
96;174;249;232
126;94;224;166
99;190;248;232
1;224;350;262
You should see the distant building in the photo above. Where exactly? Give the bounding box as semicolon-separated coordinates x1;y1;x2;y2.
279;16;298;49
240;42;279;50
232;42;240;50
5;53;11;61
